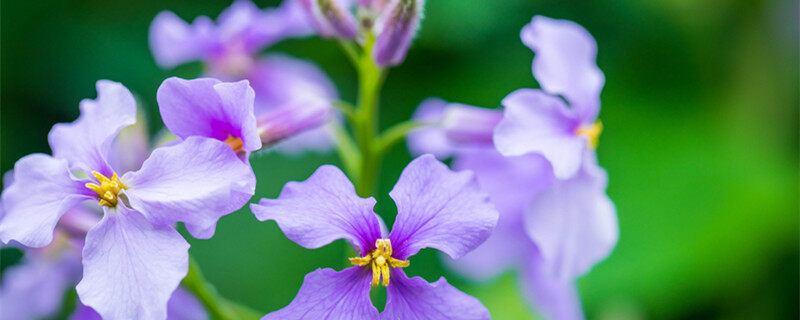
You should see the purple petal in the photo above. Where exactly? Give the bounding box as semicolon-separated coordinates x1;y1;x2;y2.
149;11;217;68
0;155;92;247
521;248;585;320
257;99;332;148
167;288;209;320
157;77;262;152
0;249;81;320
406;98;456;159
122;136;256;239
71;288;206;320
445;150;553;280
251;165;381;255
372;0;425;66
494;88;585;179
383;269;490;320
522;16;604;122
48;80;137;176
247;55;338;116
388;155;498;260
262;267;379;320
297;0;359;39
108;110;150;174
268;124;335;155
219;0;313;52
442;103;502;146
76;206;189;320
524;156;618;280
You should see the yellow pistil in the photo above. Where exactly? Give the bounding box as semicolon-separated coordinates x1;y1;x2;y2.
576;120;603;149
224;135;244;153
349;239;410;286
85;171;126;207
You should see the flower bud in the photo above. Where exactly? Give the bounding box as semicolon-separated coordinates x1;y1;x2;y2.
298;0;359;39
372;0;424;66
442;103;503;145
257;99;332;147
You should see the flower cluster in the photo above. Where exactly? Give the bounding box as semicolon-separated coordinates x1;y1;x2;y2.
0;1;617;320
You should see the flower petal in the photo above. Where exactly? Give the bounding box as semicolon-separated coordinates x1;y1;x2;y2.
520;248;585;320
445;150;554;280
407;98;456;159
524;156;618;280
521;15;604;122
262;267;380;320
76;206;189;320
383;269;490;320
388;154;498;260
297;0;359;39
494;88;585;179
149;11;217;68
70;288;207;320
251;165;381;255
48;80;137;176
122;136;256;239
0;250;81;320
0;154;92;247
157;77;262;152
248;55;338;115
108;110;151;174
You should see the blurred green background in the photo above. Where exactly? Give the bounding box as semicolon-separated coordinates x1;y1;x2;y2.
2;0;798;319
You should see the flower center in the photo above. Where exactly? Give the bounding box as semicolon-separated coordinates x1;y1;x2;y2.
576;120;603;149
85;171;126;207
224;135;244;153
349;239;410;286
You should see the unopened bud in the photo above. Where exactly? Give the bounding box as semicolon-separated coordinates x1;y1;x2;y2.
257;99;332;147
442;103;503;145
298;0;359;39
372;0;424;66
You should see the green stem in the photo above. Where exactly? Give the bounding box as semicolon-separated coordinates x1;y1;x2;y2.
353;34;386;197
182;256;260;320
374;120;422;157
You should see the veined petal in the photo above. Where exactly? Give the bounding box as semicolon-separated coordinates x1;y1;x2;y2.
445;150;553;280
388;155;498;260
521;248;585;320
149;11;217;68
122;137;256;239
251;165;382;255
383;269;490;320
494;88;585;179
0;250;81;320
48;80;137;176
262;267;379;320
70;288;207;320
76;206;189;320
522;15;604;122
524;156;618;280
157;77;261;152
0;154;92;247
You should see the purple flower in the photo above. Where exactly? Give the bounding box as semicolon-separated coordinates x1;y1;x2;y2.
0;80;254;319
297;0;359;39
150;0;312;75
494;15;606;179
372;0;425;66
404;16;618;320
71;289;207;320
251;155;497;319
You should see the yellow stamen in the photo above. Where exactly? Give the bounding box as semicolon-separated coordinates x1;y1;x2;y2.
349;239;410;286
576;120;603;149
224;135;244;153
85;171;126;207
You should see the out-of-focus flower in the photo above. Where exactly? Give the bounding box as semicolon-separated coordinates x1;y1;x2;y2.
149;0;312;76
405;16;617;320
296;0;425;66
494;15;606;180
252;155;497;319
0;81;254;320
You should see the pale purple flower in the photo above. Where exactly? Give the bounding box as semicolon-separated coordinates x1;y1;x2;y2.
494;15;606;179
297;0;425;66
71;289;207;320
150;0;313;75
404;16;618;320
0;80;254;319
251;155;497;319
